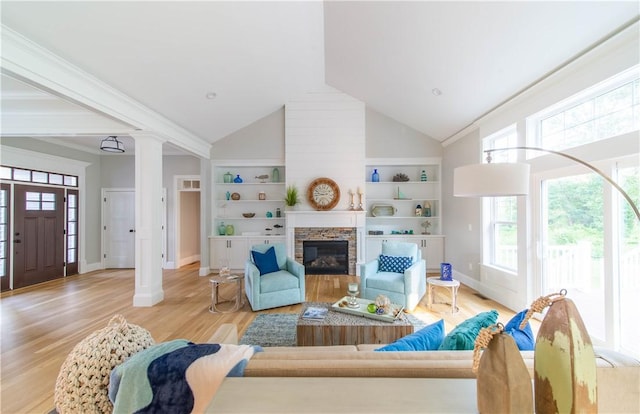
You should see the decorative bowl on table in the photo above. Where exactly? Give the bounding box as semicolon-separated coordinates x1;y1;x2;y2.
242;213;255;218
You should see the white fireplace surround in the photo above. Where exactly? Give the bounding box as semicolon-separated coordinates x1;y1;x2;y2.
286;211;366;276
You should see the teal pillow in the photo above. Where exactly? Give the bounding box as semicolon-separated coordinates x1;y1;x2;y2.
251;246;279;275
378;254;412;273
439;310;499;350
504;309;535;351
375;319;444;351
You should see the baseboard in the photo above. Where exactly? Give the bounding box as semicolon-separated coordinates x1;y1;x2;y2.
452;269;523;312
133;289;164;307
164;261;176;269
80;261;103;274
178;254;201;268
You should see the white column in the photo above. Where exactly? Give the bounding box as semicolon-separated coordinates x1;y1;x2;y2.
132;133;165;306
199;158;212;276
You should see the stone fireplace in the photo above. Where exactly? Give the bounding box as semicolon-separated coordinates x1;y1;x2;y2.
286;211;366;276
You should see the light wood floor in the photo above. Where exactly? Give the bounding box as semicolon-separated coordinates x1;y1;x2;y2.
0;263;534;414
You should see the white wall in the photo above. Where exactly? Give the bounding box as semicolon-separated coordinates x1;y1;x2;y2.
442;129;482;282
366;107;442;158
285;87;365;210
211;108;285;160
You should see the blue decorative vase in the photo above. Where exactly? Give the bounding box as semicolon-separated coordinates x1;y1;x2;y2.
218;222;226;236
440;263;452;281
233;174;243;183
372;169;380;182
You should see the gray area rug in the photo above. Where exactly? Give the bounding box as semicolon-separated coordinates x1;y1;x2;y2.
239;313;427;347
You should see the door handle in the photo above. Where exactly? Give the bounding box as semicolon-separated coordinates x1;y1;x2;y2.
13;240;21;244
129;229;135;233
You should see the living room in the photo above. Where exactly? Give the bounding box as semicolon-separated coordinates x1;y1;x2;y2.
1;2;639;412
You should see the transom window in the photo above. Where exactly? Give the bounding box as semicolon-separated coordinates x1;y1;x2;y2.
0;166;77;188
528;65;639;151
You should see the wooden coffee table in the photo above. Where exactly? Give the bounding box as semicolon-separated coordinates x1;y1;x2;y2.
296;302;414;346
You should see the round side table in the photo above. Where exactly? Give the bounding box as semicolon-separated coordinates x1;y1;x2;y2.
427;277;460;313
209;274;244;313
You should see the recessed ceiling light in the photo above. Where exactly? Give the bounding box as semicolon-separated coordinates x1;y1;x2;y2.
205;92;217;100
432;88;442;96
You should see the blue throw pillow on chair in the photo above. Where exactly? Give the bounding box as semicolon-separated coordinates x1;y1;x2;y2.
251;246;279;276
378;254;412;273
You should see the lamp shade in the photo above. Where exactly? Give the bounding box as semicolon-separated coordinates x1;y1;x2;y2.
454;163;530;197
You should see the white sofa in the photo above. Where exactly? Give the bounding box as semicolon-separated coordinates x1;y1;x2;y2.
205;323;640;413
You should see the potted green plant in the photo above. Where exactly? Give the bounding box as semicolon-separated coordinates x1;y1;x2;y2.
284;185;300;209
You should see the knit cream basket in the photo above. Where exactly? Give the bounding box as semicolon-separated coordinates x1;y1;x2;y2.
54;314;155;414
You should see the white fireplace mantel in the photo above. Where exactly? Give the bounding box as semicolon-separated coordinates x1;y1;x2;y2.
286;210;366;275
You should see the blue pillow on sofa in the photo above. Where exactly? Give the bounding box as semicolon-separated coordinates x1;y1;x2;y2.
251;246;279;275
375;319;445;351
504;309;535;350
439;310;499;350
378;254;412;273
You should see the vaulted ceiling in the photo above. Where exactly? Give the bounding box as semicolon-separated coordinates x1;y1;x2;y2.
1;1;638;155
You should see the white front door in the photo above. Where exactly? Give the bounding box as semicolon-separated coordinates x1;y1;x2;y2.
104;189;135;268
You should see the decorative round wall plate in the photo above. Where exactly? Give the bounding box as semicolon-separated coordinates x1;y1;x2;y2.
307;177;340;211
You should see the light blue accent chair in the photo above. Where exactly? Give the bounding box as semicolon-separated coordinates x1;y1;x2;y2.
245;243;305;311
360;242;426;311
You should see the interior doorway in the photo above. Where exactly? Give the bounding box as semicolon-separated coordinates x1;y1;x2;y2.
175;176;201;268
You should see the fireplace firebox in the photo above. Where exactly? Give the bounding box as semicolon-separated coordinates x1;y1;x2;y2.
303;240;349;275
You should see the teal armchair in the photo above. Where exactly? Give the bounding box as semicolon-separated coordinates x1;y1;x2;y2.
245;243;305;311
360;242;426;311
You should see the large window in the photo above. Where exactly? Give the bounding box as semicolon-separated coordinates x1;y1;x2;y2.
528;65;640;358
617;164;639;357
483;125;518;271
528;65;639;152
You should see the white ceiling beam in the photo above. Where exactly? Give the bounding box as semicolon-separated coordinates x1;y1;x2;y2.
1;112;134;136
0;24;211;158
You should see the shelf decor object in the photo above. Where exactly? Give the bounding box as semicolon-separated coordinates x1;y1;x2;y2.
357;187;364;211
453;146;640;222
371;205;396;217
284;185;300;208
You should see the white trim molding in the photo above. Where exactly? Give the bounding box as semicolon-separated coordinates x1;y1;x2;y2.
1;24;212;158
